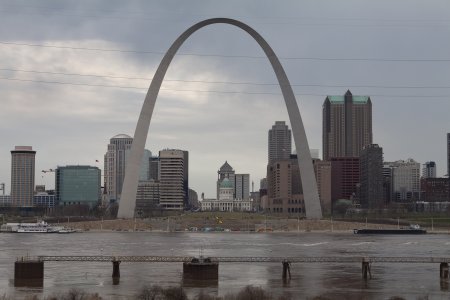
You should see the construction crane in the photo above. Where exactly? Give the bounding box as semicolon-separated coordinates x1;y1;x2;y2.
41;169;55;174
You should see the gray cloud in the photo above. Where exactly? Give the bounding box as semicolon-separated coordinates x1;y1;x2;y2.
0;0;449;197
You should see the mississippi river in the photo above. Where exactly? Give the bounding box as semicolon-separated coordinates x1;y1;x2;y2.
1;232;449;299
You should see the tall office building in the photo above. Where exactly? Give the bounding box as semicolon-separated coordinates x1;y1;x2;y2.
359;144;384;209
268;121;292;163
447;133;450;176
11;146;36;207
140;149;152;181
56;165;101;208
149;156;160;181
323;90;372;160
104;134;132;203
235;174;250;200
266;156;303;214
104;134;150;203
159;149;187;210
422;161;437;179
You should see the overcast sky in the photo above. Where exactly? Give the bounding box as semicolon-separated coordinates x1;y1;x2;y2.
0;0;449;198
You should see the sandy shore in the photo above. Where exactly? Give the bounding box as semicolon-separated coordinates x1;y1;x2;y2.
56;218;449;233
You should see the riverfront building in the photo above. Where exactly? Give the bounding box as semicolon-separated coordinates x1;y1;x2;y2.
322;90;372;161
420;178;449;202
216;161;250;200
201;178;252;212
10;146;36;207
104;134;133;203
385;159;421;202
422;161;437;179
313;160;332;214
159;149;188;210
55;165;101;207
103;134;151;203
265;155;304;214
135;180;160;216
330;157;360;202
268;121;292;163
359;144;384;209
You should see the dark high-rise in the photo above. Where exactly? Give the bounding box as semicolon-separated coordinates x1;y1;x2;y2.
323;90;372;161
268;121;291;163
447;133;450;177
359;144;384;209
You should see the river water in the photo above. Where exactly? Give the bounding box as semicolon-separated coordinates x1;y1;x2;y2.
1;231;449;299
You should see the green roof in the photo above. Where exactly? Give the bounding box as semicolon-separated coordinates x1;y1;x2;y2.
327;95;370;104
220;178;233;188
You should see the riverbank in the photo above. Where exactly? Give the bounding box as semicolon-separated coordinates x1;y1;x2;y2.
55;215;449;233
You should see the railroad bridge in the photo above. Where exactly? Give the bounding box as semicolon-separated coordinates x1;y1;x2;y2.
14;255;450;287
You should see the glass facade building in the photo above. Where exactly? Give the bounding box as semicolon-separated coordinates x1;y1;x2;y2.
56;165;101;207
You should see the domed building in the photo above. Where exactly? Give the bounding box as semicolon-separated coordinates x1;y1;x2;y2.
219;178;234;201
217;161;235;199
201;163;252;212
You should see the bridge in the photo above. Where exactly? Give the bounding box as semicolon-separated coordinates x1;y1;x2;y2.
14;255;450;287
34;255;450;264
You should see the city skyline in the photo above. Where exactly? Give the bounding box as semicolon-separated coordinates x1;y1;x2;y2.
0;0;449;198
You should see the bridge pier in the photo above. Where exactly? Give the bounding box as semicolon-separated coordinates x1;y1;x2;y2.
112;260;121;284
362;258;371;280
14;258;44;287
183;257;218;280
282;260;291;280
440;262;449;279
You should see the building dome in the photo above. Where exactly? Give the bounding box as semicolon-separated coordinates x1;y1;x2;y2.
219;161;233;172
111;134;132;139
220;178;233;189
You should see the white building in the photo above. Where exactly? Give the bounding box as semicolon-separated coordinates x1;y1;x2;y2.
385;159;421;201
201;178;252;212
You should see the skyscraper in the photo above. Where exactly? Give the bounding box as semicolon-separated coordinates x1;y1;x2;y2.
235;173;250;200
104;134;133;203
323;90;372;160
159;149;187;210
359;144;384;209
10;146;36;207
266;156;303;214
140;149;152;181
447;133;450;177
422;161;437;179
104;134;150;203
268;121;291;163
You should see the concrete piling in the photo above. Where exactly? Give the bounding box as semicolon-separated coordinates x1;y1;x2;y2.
14;259;44;287
440;262;449;279
112;260;121;277
362;258;371;280
282;260;291;280
183;257;218;280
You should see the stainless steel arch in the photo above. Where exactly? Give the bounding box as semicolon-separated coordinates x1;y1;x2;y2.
118;18;323;219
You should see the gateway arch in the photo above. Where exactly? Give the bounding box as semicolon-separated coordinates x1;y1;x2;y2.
118;18;323;219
